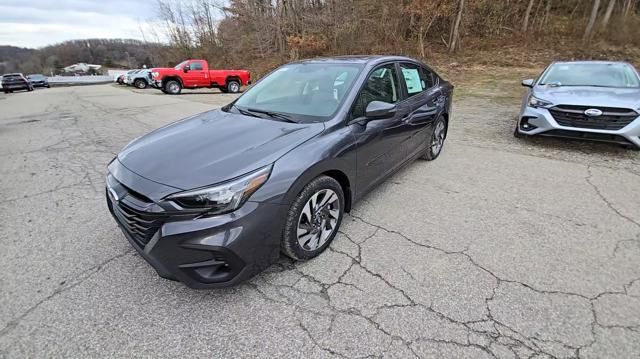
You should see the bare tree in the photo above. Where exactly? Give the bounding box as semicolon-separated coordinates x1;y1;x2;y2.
601;0;616;29
448;0;465;53
522;0;537;32
583;0;601;42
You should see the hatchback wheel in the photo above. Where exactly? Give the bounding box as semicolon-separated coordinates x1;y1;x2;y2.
165;80;182;95
423;116;447;161
282;176;344;260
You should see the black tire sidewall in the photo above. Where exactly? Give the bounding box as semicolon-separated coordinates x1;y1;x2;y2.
281;176;345;261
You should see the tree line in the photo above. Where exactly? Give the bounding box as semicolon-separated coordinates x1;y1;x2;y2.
155;0;639;75
0;39;173;75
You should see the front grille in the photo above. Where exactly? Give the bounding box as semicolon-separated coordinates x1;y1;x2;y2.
110;200;166;247
549;105;638;131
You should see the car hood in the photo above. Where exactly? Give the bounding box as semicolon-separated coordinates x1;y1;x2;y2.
534;86;640;109
117;109;324;190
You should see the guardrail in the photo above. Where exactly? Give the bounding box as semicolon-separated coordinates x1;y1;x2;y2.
48;76;114;86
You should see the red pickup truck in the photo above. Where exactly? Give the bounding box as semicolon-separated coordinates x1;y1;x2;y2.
150;59;251;95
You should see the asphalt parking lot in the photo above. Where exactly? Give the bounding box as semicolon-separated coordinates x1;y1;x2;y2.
1;79;640;358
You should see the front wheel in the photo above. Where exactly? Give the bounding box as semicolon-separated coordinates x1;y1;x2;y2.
281;176;344;261
422;116;447;161
27;86;34;92
164;80;182;95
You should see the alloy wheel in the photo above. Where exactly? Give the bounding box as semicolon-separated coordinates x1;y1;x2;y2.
431;120;446;155
167;82;180;94
296;189;340;251
228;81;240;93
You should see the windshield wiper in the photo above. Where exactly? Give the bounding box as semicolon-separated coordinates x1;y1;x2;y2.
231;105;262;118
246;108;298;123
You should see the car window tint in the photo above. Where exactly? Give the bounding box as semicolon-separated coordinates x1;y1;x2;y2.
190;62;203;71
351;64;399;119
421;67;436;88
400;62;431;97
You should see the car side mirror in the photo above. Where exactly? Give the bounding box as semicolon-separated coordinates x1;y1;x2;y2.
183;65;190;73
521;79;534;88
365;101;397;119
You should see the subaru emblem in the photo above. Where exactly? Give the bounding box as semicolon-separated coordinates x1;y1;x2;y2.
584;109;603;117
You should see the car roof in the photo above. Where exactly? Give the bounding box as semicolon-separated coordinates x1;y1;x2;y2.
294;55;421;65
551;60;633;66
3;73;23;76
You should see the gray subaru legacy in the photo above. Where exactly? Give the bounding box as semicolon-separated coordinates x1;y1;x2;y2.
515;61;640;149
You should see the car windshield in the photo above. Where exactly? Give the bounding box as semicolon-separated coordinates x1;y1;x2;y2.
28;74;44;80
539;63;640;88
231;63;364;122
174;61;189;70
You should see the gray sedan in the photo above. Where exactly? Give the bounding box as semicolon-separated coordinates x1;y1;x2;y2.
515;61;640;149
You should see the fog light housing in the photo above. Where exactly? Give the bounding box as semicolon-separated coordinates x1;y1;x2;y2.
519;117;537;132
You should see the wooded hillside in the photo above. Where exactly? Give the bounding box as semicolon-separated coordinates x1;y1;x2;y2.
0;39;172;75
156;0;640;75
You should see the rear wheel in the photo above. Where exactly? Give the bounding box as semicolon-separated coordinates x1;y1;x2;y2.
281;176;344;261
164;80;182;95
27;86;33;92
422;116;447;161
134;79;147;89
226;80;241;93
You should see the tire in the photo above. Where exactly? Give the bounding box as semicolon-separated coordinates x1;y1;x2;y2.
134;79;147;89
226;80;241;93
513;126;523;138
422;115;447;161
27;86;33;92
281;176;345;261
164;80;182;95
623;145;640;151
3;90;8;94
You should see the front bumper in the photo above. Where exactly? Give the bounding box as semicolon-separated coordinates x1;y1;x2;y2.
105;163;286;288
517;106;640;148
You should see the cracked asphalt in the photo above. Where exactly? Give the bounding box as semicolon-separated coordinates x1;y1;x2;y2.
1;79;639;358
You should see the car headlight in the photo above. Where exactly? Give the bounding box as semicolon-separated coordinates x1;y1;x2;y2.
152;72;159;78
528;95;553;108
167;165;272;214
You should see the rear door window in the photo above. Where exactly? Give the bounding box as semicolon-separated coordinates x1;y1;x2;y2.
399;63;433;97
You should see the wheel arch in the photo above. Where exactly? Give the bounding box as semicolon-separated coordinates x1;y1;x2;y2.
273;161;355;214
226;76;241;85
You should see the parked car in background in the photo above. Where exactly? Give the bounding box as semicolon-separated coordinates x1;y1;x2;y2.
107;56;453;288
27;74;50;88
150;59;251;95
2;73;33;93
130;69;150;89
516;61;640;150
124;70;141;86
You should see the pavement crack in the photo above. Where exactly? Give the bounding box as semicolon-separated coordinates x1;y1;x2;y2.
0;249;134;338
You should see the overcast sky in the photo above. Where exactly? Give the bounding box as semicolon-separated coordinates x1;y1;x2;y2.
0;0;161;48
